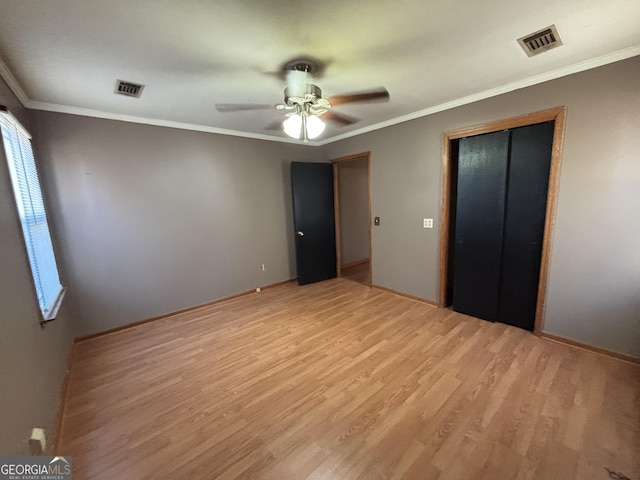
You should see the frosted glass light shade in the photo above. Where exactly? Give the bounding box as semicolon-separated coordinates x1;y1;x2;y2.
283;113;326;140
306;115;326;139
283;114;302;139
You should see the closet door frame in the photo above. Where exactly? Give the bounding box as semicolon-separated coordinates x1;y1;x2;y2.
439;107;567;335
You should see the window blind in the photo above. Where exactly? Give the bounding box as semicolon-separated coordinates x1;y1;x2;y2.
1;108;65;321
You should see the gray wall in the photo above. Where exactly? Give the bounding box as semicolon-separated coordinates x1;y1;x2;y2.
0;79;74;454
32;112;323;336
338;157;370;265
322;56;640;358
1;57;638;458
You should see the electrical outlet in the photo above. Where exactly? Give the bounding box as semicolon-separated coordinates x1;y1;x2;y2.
29;428;46;455
261;264;265;271
423;218;433;229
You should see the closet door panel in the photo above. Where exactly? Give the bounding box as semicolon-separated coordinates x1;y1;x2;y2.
498;122;554;330
452;131;509;322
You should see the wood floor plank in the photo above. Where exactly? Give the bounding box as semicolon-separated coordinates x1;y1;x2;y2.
57;278;640;479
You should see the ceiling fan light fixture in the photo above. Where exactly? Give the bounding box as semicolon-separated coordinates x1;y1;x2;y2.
306;115;325;140
283;112;325;141
283;114;302;139
216;57;386;141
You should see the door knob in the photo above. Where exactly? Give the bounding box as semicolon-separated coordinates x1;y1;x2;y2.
297;231;304;237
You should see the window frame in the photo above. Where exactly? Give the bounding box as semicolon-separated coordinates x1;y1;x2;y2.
0;105;65;321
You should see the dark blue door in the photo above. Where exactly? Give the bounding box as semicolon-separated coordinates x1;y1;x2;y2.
453;130;510;322
452;122;554;331
291;162;337;285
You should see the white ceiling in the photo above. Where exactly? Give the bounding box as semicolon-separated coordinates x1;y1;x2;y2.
0;0;639;145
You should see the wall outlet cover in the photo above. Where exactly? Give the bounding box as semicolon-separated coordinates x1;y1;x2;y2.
29;428;46;455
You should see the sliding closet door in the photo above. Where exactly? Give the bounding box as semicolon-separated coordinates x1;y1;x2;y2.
452;131;509;322
497;122;554;330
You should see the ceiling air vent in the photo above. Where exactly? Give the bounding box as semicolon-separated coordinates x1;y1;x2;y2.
115;79;145;98
517;25;563;57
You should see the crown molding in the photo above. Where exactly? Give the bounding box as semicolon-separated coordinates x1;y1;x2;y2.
0;55;30;107
28;100;317;145
316;45;640;145
1;45;639;147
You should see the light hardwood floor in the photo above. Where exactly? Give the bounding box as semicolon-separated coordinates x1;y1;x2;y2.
341;261;371;286
58;279;640;480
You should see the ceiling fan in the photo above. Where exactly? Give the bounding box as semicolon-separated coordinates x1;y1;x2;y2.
215;58;390;142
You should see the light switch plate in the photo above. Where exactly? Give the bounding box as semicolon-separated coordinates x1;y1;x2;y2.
423;218;433;229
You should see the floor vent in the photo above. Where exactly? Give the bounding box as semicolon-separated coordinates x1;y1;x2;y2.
115;80;145;98
517;25;563;57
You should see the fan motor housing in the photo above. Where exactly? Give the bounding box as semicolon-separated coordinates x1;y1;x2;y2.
284;84;322;105
283;59;321;76
284;84;331;116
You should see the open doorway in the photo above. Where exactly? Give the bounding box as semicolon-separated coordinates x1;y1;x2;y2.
439;107;566;334
332;152;372;286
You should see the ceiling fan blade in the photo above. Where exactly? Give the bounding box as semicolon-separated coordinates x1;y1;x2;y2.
264;119;284;131
215;103;277;112
328;88;390;107
321;110;360;126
